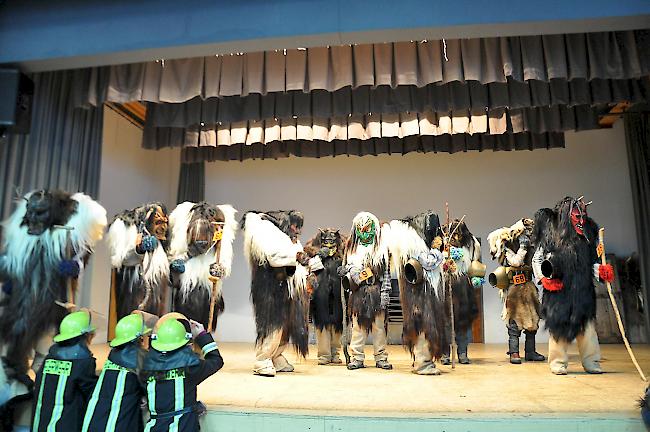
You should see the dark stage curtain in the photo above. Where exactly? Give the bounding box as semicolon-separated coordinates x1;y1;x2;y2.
177;161;205;203
624;110;650;334
0;71;104;221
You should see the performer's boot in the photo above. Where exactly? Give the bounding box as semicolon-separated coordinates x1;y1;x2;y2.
347;360;365;370
457;331;470;364
507;320;522;364
375;360;393;370
524;330;546;362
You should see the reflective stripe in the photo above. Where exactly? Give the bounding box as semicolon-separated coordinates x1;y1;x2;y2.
202;342;218;355
46;374;69;431
170;376;185;432
105;369;127;431
81;369;107;432
144;379;157;432
32;374;48;431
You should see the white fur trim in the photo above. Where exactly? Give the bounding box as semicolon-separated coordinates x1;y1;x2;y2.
107;219;138;268
143;243;170;288
346;211;388;269
168;201;195;260
178;252;219;301
216;204;238;278
383;220;442;297
1;191;107;282
243;212;298;268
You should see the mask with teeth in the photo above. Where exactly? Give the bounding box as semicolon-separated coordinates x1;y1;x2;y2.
570;199;587;237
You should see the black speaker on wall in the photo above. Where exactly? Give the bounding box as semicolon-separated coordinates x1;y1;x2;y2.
0;69;34;136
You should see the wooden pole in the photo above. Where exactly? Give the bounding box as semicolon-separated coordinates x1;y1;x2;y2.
445;202;457;369
598;228;647;381
207;234;222;333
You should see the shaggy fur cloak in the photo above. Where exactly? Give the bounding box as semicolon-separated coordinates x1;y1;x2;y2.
304;229;346;332
107;203;169;319
343;212;389;332
441;219;480;334
533;198;599;342
242;211;309;357
386;211;448;360
487;219;541;332
0;190;107;373
168;202;238;329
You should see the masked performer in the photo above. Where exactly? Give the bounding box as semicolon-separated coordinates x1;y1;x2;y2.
339;212;392;371
532;196;613;375
107;203;170;319
168;202;237;330
242;210;309;377
439;219;482;365
385;211;448;375
304;228;346;365
488;219;545;364
0;190;106;397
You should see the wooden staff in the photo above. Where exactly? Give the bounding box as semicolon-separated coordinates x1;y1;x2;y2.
207;226;223;333
445;202;457;369
598;228;647;382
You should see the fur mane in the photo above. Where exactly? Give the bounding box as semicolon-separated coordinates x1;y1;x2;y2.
107;202;168;287
2;191;107;282
168;202;238;301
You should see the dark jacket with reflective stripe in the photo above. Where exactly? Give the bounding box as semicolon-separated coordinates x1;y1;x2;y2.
142;333;223;432
32;339;98;432
82;343;145;432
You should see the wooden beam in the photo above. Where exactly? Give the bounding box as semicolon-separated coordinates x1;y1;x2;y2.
599;102;630;128
106;101;146;129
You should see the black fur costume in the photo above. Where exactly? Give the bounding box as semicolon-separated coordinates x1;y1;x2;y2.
107;203;170;320
242;210;310;357
343;212;388;333
533;197;599;342
398;211;449;360
168;202;237;329
0;190;106;374
441;219;480;342
304;229;346;333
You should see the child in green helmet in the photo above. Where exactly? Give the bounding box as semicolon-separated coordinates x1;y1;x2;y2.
82;311;154;432
142;313;224;432
32;309;98;432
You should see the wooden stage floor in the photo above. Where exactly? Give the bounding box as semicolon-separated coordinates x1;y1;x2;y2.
90;341;650;416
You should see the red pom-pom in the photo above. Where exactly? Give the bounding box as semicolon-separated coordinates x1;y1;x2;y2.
599;264;614;283
541;277;564;292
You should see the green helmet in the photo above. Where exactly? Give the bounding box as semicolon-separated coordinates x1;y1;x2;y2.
53;310;95;343
110;313;151;347
150;318;191;352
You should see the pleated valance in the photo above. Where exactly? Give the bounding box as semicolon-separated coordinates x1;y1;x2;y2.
146;78;648;127
143;105;599;151
87;30;649;105
179;132;565;162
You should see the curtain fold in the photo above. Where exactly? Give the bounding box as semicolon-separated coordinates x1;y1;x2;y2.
176;161;205;203
146;78;650;127
624;110;650;337
0;71;104;221
87;30;649;104
142;106;600;151
180;132;565;162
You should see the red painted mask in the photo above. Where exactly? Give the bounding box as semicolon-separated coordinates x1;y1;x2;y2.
570;201;587;236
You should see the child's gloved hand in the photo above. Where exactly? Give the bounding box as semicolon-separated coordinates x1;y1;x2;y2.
189;319;206;338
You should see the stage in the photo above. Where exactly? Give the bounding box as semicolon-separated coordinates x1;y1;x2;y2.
89;341;649;431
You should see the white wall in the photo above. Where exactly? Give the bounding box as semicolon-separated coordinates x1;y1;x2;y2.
79;107;180;342
204;121;637;344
